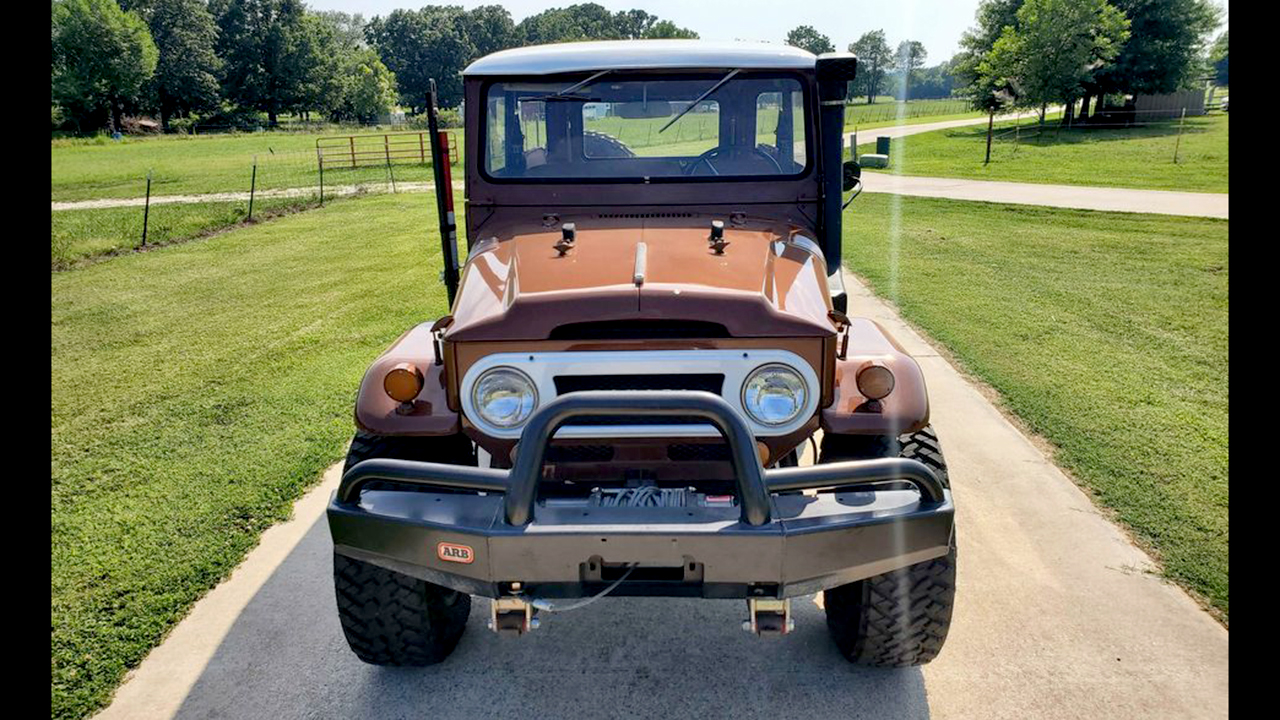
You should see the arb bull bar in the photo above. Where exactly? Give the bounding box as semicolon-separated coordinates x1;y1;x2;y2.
328;391;953;634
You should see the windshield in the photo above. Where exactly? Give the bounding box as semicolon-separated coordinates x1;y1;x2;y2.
483;73;809;181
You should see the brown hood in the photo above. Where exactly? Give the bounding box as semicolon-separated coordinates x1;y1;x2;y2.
446;218;837;341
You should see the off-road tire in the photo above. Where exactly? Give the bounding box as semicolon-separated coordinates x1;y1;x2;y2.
582;130;635;158
343;430;475;474
334;553;471;665
819;425;949;488
819;425;956;666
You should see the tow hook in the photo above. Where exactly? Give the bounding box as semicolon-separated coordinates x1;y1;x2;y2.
489;591;539;636
743;598;794;636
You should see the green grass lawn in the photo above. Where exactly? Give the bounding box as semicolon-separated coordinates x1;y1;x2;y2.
51;193;450;720
51;196;317;269
859;113;1228;192
51;129;463;202
843;194;1228;618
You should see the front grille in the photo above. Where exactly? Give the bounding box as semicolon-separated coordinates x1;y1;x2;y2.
545;444;615;462
668;443;731;462
553;374;725;426
554;373;724;394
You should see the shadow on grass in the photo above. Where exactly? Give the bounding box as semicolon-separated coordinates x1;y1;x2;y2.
938;118;1214;147
171;514;931;720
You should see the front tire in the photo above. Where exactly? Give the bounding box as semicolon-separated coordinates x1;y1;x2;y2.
819;426;957;666
334;554;470;665
335;431;476;665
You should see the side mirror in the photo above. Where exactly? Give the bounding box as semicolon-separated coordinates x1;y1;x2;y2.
842;160;862;191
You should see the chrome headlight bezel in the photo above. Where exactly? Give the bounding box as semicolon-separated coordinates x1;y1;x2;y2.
740;363;809;427
470;366;539;429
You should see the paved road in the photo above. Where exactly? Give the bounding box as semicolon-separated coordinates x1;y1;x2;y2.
94;272;1228;720
858;173;1229;218
843;108;1049;146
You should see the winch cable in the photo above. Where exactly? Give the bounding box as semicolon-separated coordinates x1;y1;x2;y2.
530;563;639;613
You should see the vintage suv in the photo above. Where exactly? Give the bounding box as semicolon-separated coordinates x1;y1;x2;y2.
327;40;956;668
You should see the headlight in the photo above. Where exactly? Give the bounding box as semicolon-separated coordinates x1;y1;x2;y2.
472;367;538;428
742;364;808;427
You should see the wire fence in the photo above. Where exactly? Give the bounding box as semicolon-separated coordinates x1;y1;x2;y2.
984;106;1216;164
843;99;972;127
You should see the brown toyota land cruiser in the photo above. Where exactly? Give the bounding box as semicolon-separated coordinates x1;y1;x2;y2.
328;40;956;668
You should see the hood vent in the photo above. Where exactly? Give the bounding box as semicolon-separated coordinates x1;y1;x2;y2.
596;212;695;219
549;319;729;340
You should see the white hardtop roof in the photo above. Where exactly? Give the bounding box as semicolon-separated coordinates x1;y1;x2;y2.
463;40;817;77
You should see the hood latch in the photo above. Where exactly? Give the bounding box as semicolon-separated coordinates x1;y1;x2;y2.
708;220;729;254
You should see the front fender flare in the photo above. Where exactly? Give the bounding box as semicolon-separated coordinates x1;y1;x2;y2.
354;321;460;436
821;318;929;436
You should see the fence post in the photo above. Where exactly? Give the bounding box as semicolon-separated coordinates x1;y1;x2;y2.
141;169;152;247
1173;107;1187;164
349;136;356;169
248;155;257;220
385;134;397;193
318;155;324;206
984;111;994;165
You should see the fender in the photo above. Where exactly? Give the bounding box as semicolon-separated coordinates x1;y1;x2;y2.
821;318;930;436
355;321;460;436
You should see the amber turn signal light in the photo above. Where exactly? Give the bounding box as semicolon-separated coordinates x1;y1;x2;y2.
384;362;424;403
856;364;895;400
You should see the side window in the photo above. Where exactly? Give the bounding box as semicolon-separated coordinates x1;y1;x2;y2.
486;95;506;173
485;93;549;175
755;90;806;171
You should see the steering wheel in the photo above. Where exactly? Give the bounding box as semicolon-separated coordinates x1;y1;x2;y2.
684;145;784;176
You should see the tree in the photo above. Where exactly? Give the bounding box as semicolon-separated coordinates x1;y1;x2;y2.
315;10;368;50
462;5;517;57
52;0;158;132
514;4;696;45
894;40;927;99
910;59;958;99
849;30;893;104
785;25;834;55
644;19;698;39
210;0;328;126
952;0;1025;113
984;0;1129;124
1209;30;1227;86
1084;0;1220;117
517;3;621;44
616;9;656;39
146;0;221;129
366;7;474;111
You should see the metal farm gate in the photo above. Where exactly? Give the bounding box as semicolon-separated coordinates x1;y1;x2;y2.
315;131;458;171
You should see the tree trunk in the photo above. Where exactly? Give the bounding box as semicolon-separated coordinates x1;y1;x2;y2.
159;104;169;133
1039;103;1046;127
111;98;123;135
268;109;278;127
984;110;994;164
1079;93;1092;122
1062;98;1075;126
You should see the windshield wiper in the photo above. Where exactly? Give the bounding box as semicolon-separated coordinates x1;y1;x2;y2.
658;69;740;134
550;70;612;98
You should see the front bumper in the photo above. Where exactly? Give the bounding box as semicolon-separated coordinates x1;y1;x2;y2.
328;391;954;599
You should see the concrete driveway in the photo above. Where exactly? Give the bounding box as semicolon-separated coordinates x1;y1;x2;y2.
95;272;1227;720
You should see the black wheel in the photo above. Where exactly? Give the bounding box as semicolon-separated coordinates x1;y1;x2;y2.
343;430;475;474
582;130;635;158
819;425;956;666
334;553;471;665
335;431;476;665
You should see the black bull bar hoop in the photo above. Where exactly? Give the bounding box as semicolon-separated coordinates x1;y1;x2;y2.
334;390;948;526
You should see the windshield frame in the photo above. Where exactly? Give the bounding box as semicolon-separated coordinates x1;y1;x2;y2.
477;70;815;186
